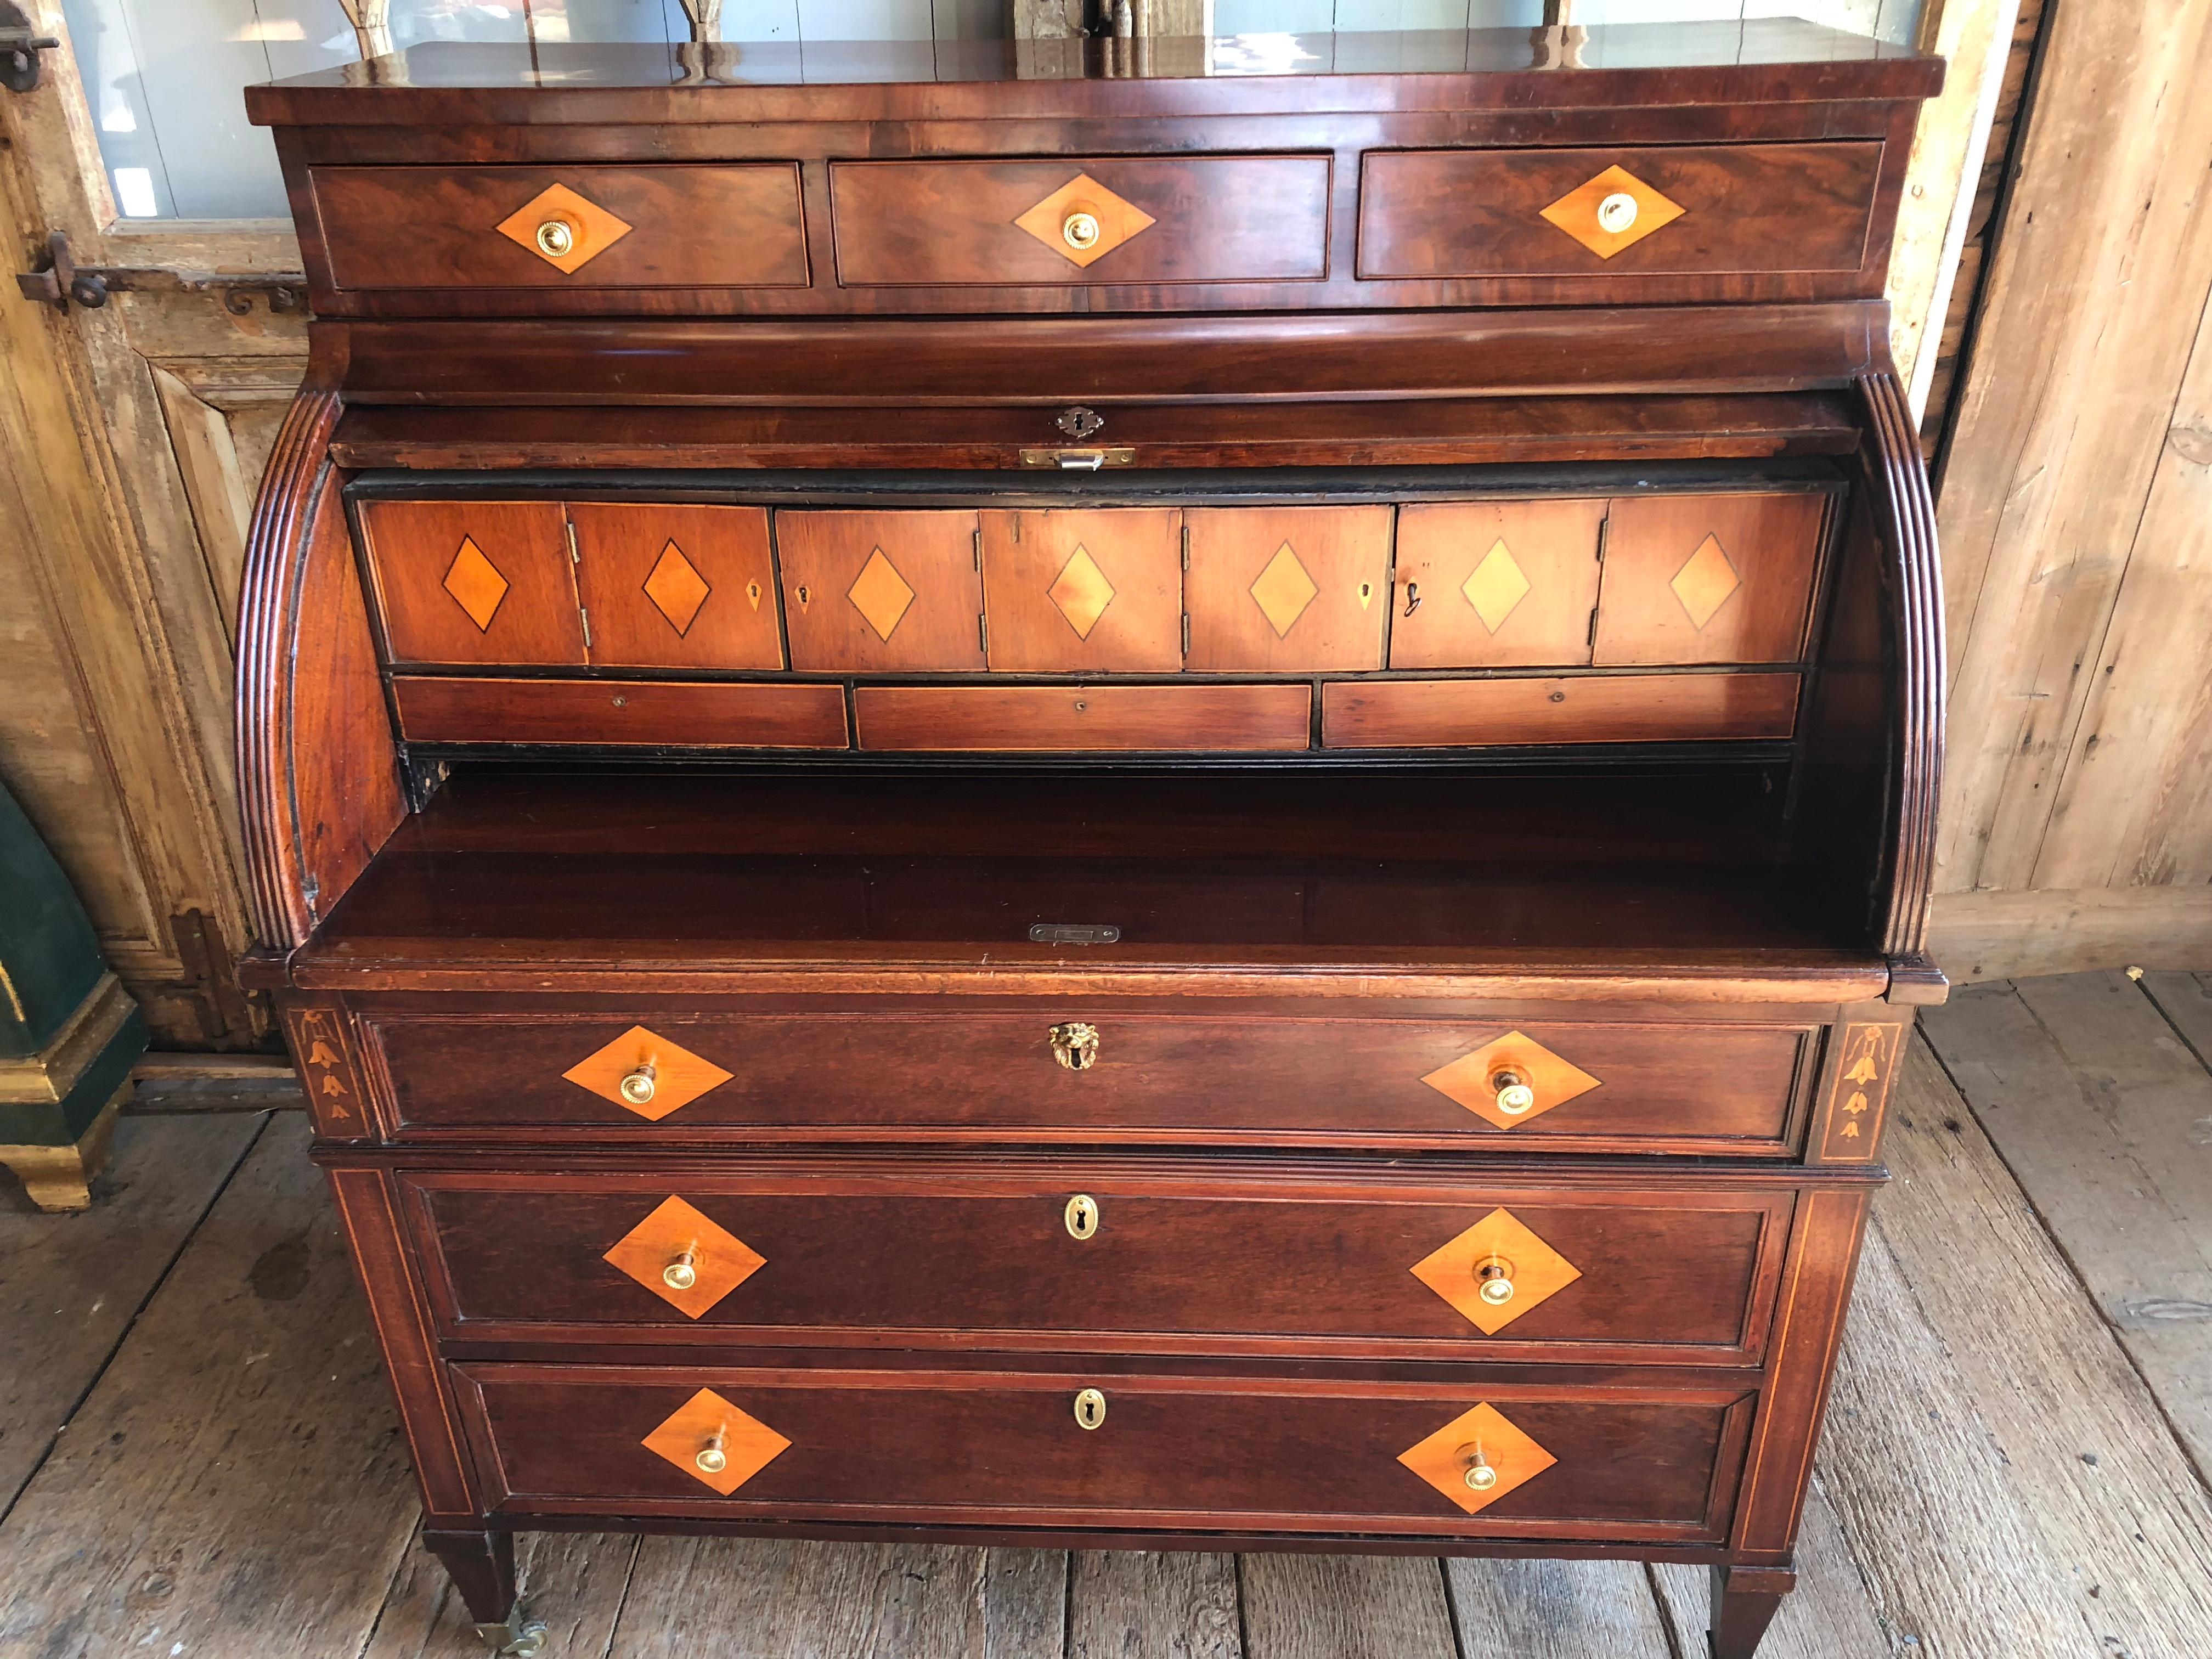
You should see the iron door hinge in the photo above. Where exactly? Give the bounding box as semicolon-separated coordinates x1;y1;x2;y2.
16;229;308;313
0;4;59;95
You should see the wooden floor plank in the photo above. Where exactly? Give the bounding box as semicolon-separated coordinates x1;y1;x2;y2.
1446;1556;1672;1658
1069;1550;1239;1659
1238;1555;1457;1659
0;1111;262;1513
362;1528;638;1659
1651;1483;1892;1659
1825;1036;2212;1658
2138;969;2212;1071
608;1538;1066;1658
1921;974;2212;1470
0;1115;425;1659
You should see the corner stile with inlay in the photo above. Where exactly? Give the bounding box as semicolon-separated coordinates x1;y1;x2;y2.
240;27;1946;1656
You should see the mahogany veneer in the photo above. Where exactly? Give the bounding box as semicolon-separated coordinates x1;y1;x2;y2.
241;26;1944;1659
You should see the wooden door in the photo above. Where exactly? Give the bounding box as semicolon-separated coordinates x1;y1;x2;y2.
1593;492;1827;667
569;503;783;671
1184;506;1391;672
777;510;984;672
1390;500;1607;669
980;508;1183;673
357;500;584;667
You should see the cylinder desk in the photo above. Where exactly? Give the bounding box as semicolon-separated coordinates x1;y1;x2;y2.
238;23;1946;1657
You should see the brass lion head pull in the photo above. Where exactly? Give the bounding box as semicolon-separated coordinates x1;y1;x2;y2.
1049;1022;1101;1071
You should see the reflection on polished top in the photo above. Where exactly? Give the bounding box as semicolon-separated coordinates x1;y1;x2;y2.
249;21;1939;113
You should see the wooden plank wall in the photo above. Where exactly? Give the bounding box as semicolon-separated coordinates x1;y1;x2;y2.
1928;0;2212;980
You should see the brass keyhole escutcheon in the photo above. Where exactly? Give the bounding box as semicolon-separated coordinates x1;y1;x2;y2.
1477;1255;1515;1306
535;217;577;258
663;1250;698;1291
1049;1022;1101;1071
1491;1068;1536;1116
1062;210;1101;251
1460;1446;1499;1491
1074;1387;1107;1430
619;1064;658;1107
1065;1193;1100;1240
696;1431;729;1475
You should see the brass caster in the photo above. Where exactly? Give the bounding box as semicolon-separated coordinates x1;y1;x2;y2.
473;1609;549;1657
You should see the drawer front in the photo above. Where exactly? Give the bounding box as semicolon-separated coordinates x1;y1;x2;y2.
462;1363;1750;1539
1593;492;1827;667
358;499;584;667
831;157;1331;287
391;678;849;750
1323;673;1800;749
1358;143;1881;280
1184;507;1392;672
311;165;809;291
365;1013;1817;1155
980;509;1183;673
569;504;783;671
853;685;1312;753
777;511;985;672
1389;500;1606;669
409;1169;1790;1363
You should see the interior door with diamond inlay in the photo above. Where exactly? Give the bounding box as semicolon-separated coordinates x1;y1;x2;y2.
356;499;583;666
1184;507;1391;671
570;504;783;670
1390;500;1608;669
981;509;1184;673
1592;492;1826;667
776;511;984;672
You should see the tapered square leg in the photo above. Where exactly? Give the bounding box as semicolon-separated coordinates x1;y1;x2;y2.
1710;1563;1796;1659
424;1528;544;1655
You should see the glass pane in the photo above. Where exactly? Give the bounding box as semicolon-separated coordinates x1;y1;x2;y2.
62;0;1922;223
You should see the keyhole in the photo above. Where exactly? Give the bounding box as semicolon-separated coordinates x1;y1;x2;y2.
1403;581;1421;617
795;584;810;605
1065;1193;1099;1239
1074;1387;1107;1430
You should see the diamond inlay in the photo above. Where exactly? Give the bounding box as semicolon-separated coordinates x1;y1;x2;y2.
642;1387;791;1496
603;1195;766;1319
1462;539;1533;633
1671;534;1742;630
562;1025;734;1122
847;548;917;642
642;540;713;636
1013;172;1157;268
1410;1208;1583;1335
441;537;509;631
1048;545;1117;640
1420;1030;1601;1131
1539;164;1686;261
1249;543;1320;638
1399;1402;1558;1516
495;181;635;273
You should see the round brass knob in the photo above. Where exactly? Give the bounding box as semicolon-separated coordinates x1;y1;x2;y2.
1074;1387;1108;1430
1049;1022;1101;1071
1478;1257;1515;1306
1062;211;1101;251
1492;1068;1536;1116
1464;1455;1499;1492
1596;191;1639;235
663;1251;698;1291
619;1064;658;1107
696;1435;728;1475
535;217;577;258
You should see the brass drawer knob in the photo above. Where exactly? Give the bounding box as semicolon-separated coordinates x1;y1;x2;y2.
1062;210;1101;251
1462;1448;1500;1492
535;217;577;258
1074;1387;1107;1430
662;1250;698;1291
1065;1193;1100;1240
1049;1022;1101;1071
1595;191;1639;235
695;1432;728;1475
619;1064;658;1107
1477;1256;1515;1307
1491;1068;1536;1116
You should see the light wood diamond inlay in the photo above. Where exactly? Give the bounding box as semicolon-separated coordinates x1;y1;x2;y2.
1400;1402;1558;1516
1048;545;1117;640
562;1025;734;1121
1249;543;1320;637
441;537;509;631
1013;172;1157;268
1538;164;1685;260
642;540;713;635
1671;534;1742;629
847;548;916;642
603;1195;766;1318
1421;1031;1601;1130
1410;1208;1583;1335
495;181;634;273
642;1387;791;1496
1462;539;1532;633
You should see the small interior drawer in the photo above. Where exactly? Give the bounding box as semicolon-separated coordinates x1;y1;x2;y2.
392;678;849;750
854;684;1312;752
1322;673;1800;749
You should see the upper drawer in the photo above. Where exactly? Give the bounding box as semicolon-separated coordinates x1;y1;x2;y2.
1358;143;1881;280
830;157;1331;286
309;165;809;291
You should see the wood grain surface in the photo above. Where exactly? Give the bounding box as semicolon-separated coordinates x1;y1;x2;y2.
357;499;583;667
855;684;1310;752
980;509;1184;674
569;503;784;671
777;510;984;673
1322;673;1799;748
1184;506;1392;672
391;677;849;750
1389;500;1606;670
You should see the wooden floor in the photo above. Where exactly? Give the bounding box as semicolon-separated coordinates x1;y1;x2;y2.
4;971;2212;1658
